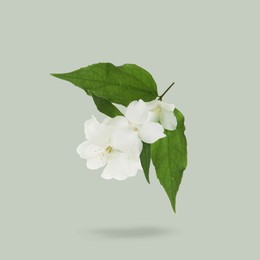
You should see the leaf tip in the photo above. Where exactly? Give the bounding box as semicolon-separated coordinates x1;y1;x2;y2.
171;200;177;213
50;73;61;79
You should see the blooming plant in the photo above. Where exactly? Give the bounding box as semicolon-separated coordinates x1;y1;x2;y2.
51;63;187;212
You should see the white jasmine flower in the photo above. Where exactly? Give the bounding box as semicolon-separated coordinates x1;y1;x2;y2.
108;100;166;144
146;100;177;131
77;116;142;180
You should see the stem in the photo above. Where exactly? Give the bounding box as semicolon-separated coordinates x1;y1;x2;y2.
158;82;175;101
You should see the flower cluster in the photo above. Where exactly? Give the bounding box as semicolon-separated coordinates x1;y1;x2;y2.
77;99;177;180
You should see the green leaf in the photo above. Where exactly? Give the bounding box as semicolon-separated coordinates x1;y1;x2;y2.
91;93;123;118
51;63;158;106
151;109;188;212
140;142;151;183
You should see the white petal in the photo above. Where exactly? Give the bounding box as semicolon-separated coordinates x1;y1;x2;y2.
106;116;128;128
77;142;101;159
77;142;107;169
101;152;141;181
138;122;165;143
84;116;112;146
86;155;107;170
125;100;149;124
84;115;98;138
159;110;177;130
146;111;160;123
102;116;113;125
110;126;142;155
76;141;89;159
145;100;158;110
159;101;175;112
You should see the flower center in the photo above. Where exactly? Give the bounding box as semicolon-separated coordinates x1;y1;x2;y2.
105;146;113;153
154;105;161;114
128;121;139;131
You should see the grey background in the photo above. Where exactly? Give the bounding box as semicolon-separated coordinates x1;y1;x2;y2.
1;0;259;259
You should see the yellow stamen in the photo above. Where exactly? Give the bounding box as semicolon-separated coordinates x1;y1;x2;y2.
105;146;113;153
